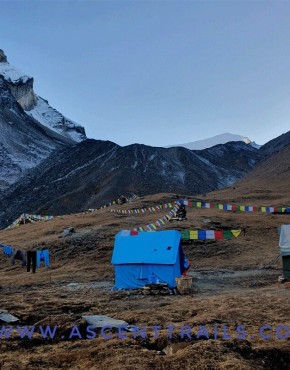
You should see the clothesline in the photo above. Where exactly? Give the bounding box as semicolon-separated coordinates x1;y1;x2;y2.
1;245;50;273
130;204;180;232
122;229;242;240
178;199;290;213
181;229;242;240
110;202;176;215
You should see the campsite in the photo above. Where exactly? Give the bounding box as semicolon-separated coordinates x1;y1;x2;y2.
1;2;290;368
1;192;290;369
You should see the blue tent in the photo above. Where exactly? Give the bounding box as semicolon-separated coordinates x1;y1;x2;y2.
111;230;188;289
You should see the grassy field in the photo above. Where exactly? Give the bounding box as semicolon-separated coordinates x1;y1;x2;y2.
1;193;290;369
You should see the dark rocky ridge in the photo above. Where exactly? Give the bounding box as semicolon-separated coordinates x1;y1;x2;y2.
260;130;290;156
0;139;262;228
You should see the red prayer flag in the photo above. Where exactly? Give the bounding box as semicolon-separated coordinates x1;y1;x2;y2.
214;230;223;240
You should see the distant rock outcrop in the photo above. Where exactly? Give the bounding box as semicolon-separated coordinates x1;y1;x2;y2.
0;49;8;63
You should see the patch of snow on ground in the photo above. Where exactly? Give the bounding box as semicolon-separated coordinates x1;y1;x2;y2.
53;147;117;182
218;175;239;188
27;96;84;142
195;155;211;166
132;161;138;169
175;170;185;183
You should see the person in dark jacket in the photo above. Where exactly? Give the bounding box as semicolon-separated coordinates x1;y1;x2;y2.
118;196;127;205
176;205;187;220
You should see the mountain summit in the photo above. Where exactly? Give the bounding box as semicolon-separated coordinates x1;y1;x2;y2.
0;49;86;191
167;133;260;150
0;49;86;142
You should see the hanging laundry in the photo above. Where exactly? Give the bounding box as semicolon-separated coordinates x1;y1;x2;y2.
11;250;26;266
3;246;13;257
36;250;50;268
27;251;37;273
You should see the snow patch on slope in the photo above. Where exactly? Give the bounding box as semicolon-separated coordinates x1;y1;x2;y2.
167;133;258;150
27;96;85;142
0;62;31;84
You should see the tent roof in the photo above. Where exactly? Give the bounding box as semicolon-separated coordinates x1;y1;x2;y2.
111;230;181;265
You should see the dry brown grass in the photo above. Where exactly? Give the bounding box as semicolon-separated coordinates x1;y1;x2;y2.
0;192;289;369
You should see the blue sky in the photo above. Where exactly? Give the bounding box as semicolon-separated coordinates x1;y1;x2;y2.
1;0;290;146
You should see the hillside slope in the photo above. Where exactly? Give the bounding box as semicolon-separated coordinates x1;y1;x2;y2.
260;130;290;155
208;139;290;205
0;192;287;369
0;140;262;227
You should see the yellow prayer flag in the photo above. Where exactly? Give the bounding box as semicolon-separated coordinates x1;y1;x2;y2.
231;230;241;238
189;230;198;239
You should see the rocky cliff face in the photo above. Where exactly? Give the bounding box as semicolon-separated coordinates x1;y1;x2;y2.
7;78;36;111
0;49;7;63
0;49;86;142
0;49;86;192
0;77;72;191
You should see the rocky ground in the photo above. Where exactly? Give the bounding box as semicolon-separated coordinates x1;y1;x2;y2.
0;193;290;369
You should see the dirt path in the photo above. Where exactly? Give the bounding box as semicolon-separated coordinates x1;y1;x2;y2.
188;268;279;294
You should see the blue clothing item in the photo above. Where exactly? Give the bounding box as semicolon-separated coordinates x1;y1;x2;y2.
36;250;50;267
3;246;13;256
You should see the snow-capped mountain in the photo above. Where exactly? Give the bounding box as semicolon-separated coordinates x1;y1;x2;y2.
0;49;267;222
0;49;86;191
0;49;86;142
167;133;260;150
